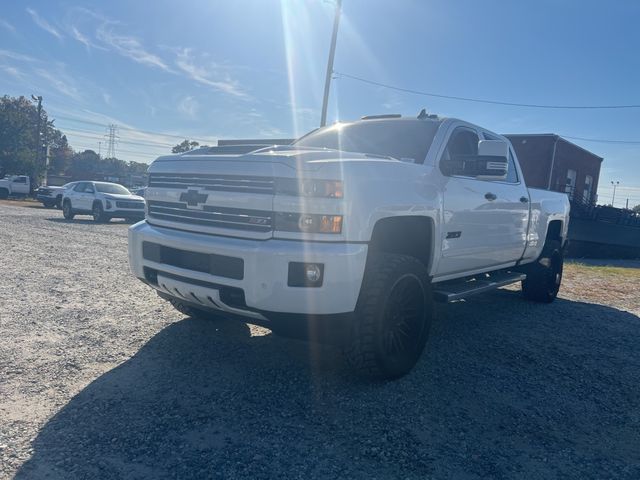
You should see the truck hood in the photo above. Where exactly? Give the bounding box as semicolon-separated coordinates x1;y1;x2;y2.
103;193;144;201
153;145;400;173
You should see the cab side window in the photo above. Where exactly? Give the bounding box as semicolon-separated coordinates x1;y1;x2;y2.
85;183;95;193
440;128;479;176
13;177;27;184
73;183;86;192
506;151;519;183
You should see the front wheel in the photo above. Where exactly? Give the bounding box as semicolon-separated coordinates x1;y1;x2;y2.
345;253;433;380
521;240;563;303
92;202;109;223
62;200;75;220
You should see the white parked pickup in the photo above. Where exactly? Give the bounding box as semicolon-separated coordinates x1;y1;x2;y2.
128;112;570;379
0;175;32;199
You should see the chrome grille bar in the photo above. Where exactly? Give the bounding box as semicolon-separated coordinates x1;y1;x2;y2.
148;173;275;194
147;201;272;232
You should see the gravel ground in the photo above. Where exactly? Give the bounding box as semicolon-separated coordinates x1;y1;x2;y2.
1;201;639;479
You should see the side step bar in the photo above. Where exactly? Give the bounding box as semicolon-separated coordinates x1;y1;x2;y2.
433;271;526;303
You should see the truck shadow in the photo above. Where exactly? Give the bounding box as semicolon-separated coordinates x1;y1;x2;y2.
16;291;640;479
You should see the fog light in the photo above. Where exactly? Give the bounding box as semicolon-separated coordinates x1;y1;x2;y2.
288;262;324;287
305;264;322;283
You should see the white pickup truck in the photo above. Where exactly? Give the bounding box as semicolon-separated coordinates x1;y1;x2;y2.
128;112;570;379
0;175;33;199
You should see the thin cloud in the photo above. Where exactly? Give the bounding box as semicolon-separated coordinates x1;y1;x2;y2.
177;96;199;118
0;19;16;33
71;26;106;51
96;26;171;72
0;49;36;62
1;65;22;78
26;7;63;39
35;68;81;101
175;48;247;99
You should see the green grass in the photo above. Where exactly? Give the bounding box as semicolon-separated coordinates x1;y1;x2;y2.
566;261;640;277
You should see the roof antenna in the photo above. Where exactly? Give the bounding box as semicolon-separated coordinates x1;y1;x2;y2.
417;108;428;120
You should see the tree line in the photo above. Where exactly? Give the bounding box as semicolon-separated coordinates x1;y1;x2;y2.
0;95;153;184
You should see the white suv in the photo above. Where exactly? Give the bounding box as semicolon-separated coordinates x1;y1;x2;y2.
62;181;145;223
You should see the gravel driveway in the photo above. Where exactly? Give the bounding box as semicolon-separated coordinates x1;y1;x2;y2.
1;202;639;479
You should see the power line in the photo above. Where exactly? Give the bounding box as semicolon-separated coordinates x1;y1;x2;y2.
54;114;212;143
334;71;640;110
65;130;174;149
74;143;159;158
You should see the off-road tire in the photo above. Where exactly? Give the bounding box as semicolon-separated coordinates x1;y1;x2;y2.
43;201;56;208
62;200;75;220
168;297;221;321
92;201;109;223
0;189;8;200
522;240;563;303
345;253;433;380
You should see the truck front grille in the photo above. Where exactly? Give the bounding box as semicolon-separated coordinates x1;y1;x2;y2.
116;201;145;209
147;200;273;232
148;173;275;195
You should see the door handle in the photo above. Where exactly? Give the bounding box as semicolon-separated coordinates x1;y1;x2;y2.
484;192;497;201
520;196;529;203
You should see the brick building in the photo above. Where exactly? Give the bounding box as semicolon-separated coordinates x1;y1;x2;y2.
504;134;603;205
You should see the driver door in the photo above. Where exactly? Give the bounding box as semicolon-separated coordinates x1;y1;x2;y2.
435;127;510;277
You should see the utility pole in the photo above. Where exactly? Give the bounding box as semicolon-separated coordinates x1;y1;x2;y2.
611;180;620;207
626;198;629;209
320;0;342;127
31;95;43;182
98;141;102;158
42;117;49;187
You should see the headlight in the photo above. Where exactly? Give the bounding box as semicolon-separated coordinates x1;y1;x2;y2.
105;200;112;209
275;213;343;234
275;178;343;198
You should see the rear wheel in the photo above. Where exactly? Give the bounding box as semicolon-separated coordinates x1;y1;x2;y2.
522;240;563;303
62;200;75;220
0;189;8;200
345;253;433;379
43;201;56;208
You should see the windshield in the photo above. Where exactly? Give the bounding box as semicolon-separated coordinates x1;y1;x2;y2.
294;120;441;164
94;183;130;195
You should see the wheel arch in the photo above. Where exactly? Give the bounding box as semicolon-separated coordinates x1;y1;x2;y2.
367;215;435;273
545;219;564;247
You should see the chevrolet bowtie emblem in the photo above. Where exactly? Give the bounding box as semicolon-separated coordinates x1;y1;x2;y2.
180;189;208;207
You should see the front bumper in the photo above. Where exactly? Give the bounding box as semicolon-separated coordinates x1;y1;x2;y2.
128;221;368;318
108;209;145;218
36;194;56;202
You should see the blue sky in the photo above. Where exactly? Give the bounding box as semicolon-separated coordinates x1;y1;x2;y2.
1;0;639;205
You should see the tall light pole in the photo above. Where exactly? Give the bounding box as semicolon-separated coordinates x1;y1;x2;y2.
31;95;43;183
611;181;620;207
320;0;342;127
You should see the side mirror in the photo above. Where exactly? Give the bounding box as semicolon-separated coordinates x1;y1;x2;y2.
476;140;508;180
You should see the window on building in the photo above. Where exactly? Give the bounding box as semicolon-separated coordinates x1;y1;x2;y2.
566;169;577;200
583;175;593;204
